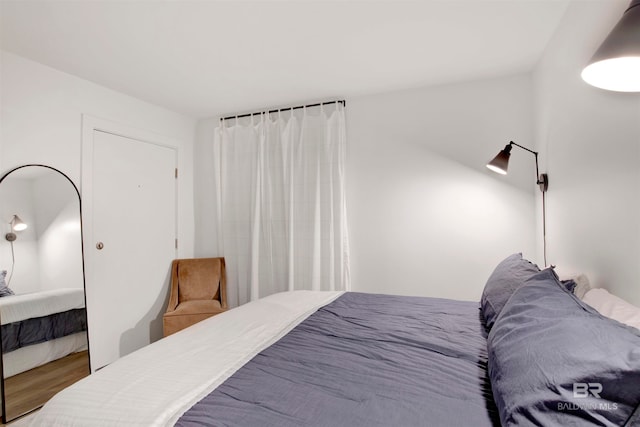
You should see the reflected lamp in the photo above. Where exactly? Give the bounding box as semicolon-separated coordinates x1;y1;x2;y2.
5;215;27;241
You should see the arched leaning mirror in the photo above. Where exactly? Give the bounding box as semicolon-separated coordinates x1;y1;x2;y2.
0;165;90;423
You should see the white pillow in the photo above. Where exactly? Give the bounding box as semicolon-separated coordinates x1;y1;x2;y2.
582;288;640;331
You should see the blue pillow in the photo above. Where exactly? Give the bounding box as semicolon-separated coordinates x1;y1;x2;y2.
488;268;640;426
480;253;540;330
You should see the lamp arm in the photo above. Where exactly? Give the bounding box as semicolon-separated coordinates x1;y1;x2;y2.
509;141;538;156
508;141;548;191
508;140;540;178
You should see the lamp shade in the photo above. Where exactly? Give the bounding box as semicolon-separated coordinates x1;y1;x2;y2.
10;215;27;231
486;145;512;175
581;0;640;92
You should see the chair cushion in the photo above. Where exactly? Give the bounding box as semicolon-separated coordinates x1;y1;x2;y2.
178;258;223;302
165;299;224;317
163;306;224;336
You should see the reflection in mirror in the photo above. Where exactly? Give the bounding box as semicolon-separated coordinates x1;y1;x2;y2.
0;165;90;423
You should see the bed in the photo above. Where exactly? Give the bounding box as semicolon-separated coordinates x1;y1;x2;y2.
32;255;640;426
0;288;88;377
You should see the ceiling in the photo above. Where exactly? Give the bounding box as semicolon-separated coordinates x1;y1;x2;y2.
0;1;572;119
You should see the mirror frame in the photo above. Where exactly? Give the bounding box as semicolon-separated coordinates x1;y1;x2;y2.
0;164;90;423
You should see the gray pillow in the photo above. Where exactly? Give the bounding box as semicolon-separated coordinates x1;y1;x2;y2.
480;253;540;330
488;268;640;426
0;270;14;297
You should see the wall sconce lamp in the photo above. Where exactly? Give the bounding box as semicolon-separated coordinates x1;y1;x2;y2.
487;141;549;265
5;215;28;242
486;141;549;192
581;0;640;92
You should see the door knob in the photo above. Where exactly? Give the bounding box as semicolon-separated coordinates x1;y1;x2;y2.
96;242;104;250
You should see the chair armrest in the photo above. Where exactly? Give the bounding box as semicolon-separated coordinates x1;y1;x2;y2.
165;259;180;313
220;258;228;309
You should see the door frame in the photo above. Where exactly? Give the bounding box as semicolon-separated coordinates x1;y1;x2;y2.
81;115;180;371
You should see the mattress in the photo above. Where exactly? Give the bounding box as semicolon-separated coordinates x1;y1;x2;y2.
32;291;498;426
0;288;85;325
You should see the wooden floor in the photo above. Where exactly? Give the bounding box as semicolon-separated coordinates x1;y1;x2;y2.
2;351;90;424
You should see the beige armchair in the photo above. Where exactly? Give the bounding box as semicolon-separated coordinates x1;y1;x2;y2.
163;257;228;337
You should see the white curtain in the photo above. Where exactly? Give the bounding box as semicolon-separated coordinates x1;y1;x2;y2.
213;103;350;307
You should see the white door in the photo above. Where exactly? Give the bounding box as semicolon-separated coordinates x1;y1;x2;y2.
84;130;177;371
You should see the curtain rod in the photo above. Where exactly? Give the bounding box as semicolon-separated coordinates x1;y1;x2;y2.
220;100;346;121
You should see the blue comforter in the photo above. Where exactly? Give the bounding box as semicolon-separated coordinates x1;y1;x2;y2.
176;292;499;427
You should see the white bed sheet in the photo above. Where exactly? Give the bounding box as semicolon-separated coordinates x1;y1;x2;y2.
32;290;343;427
0;288;85;325
3;332;88;377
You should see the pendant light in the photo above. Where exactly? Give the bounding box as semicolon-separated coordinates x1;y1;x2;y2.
581;0;640;92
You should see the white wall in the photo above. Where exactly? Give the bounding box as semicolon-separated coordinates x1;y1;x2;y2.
33;172;84;291
533;1;640;306
194;118;219;257
0;51;197;362
346;74;537;301
0;50;196;258
0;177;40;293
195;74;538;301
